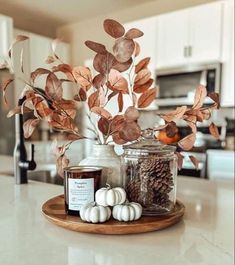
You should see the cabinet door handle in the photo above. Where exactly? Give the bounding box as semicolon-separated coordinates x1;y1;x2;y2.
188;46;192;57
184;46;188;57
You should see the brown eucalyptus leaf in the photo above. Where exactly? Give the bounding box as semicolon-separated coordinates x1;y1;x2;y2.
184;114;197;124
85;40;107;54
185;109;203;122
23;119;40;138
125;28;144;39
189;155;199;170
67;133;83;141
56;98;75;115
88;91;100;109
7;106;32;118
118;93;123;112
178;133;196;151
110;115;125;133
209;122;220;139
119;120;141;141
137;88;156;108
134;68;151;86
49;113;77;131
45;56;55;64
79;87;87;101
186;120;197;134
31;68;51;83
45;72;62;101
208;92;220;109
113;37;135;63
176;152;184;170
108;91;118;101
124;106;140;121
91;107;112;119
8;35;29;58
98;117;110;135
93;52;115;75
165;122;178;138
112;58;133;72
107;69;128;93
98;88;106;107
52;64;74;81
161;106;187;123
2;79;14;105
93;74;105;89
103;19;125;38
36;104;53;119
72;66;92;90
134;42;140;57
135;57;150;73
201;109;211;120
192;85;207;109
112;132;127;144
132;92;137;107
57;155;70;177
133;78;153;93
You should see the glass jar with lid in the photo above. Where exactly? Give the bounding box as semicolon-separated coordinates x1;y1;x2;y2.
121;129;177;216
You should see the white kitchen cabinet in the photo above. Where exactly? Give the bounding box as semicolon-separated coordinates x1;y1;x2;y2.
221;0;234;107
29;33;52;71
0;15;13;64
188;2;222;63
156;10;189;68
156;2;223;68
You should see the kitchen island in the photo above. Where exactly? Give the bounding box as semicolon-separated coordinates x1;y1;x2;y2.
0;175;234;265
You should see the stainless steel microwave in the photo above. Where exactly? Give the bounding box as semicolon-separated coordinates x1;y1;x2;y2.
155;63;221;107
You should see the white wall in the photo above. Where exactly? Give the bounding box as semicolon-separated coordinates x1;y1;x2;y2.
57;0;219;65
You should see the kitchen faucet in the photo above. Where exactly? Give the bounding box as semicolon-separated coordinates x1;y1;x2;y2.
14;98;36;184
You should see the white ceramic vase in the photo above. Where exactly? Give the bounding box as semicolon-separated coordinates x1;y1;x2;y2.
79;144;122;187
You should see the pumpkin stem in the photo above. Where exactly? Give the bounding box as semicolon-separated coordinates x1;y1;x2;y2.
106;183;111;189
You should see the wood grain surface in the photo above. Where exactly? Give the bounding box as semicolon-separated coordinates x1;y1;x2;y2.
42;195;185;235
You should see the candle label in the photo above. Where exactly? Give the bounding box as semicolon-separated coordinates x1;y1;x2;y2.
68;178;94;211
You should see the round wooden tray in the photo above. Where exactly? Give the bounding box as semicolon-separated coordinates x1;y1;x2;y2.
42;195;185;235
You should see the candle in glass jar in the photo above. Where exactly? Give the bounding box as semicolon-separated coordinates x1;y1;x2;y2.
64;166;102;216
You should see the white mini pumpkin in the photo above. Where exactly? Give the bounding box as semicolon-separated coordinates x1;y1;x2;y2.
80;202;111;223
95;184;126;207
112;202;142;222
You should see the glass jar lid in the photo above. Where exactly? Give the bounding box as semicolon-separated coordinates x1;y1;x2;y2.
123;129;176;155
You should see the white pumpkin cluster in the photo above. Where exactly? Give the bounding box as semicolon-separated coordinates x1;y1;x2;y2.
80;185;142;224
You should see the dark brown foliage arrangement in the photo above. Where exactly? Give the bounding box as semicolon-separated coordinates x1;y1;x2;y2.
1;19;220;175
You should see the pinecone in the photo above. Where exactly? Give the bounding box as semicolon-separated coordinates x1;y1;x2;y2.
154;192;171;209
126;178;141;202
125;156;174;210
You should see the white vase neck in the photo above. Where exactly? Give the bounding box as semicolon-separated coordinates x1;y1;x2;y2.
92;144;116;156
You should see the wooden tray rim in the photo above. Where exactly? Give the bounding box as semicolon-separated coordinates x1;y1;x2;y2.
42;194;185;235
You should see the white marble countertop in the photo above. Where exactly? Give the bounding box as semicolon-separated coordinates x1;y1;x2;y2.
0;175;234;265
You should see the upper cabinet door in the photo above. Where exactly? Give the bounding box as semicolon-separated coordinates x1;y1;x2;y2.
0;15;13;63
188;2;222;63
156;10;189;68
29;33;52;71
124;17;158;73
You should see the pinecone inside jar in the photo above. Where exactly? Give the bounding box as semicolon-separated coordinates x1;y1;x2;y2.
126;156;174;209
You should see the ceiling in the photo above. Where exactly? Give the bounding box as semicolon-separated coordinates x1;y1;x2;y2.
0;0;154;37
